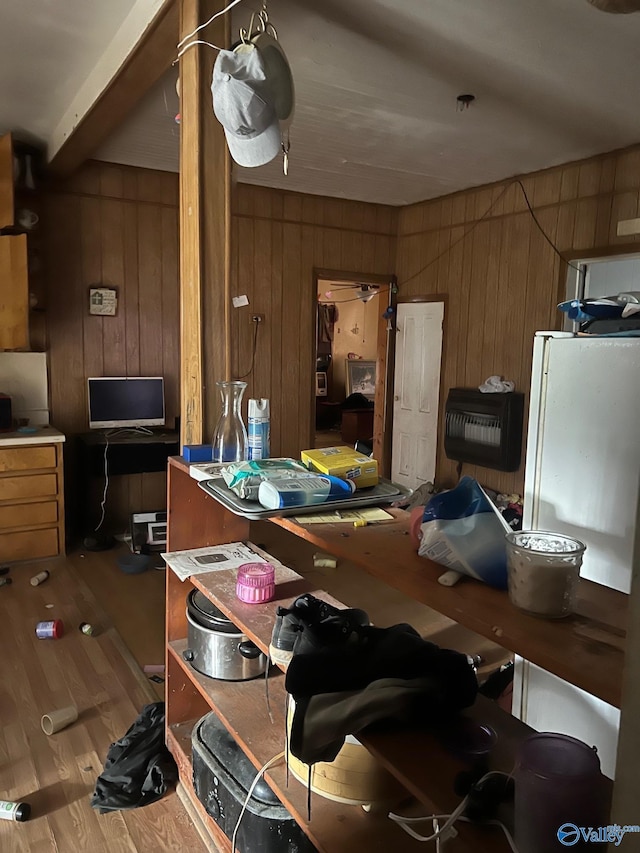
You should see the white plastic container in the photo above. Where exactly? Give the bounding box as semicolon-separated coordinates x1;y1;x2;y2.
247;399;270;460
258;475;355;509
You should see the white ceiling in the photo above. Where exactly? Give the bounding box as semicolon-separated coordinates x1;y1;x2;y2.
3;0;640;205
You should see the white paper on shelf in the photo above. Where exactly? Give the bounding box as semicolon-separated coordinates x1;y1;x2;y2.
162;542;270;581
294;507;393;524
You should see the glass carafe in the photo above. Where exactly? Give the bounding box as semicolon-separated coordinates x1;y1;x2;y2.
211;381;248;463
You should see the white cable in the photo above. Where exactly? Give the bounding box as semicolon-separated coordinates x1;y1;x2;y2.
177;0;245;48
176;38;223;59
388;798;467;843
231;750;285;852
95;433;110;532
388;771;514;845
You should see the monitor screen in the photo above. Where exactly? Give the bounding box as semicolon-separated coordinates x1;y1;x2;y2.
88;377;165;429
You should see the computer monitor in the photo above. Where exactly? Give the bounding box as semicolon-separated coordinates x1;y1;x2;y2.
87;377;165;429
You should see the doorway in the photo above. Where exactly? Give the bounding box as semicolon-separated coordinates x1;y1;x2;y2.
313;270;393;466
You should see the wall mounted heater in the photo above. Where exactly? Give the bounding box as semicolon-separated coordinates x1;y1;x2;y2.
444;388;524;472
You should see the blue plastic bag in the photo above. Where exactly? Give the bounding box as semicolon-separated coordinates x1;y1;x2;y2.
418;476;508;589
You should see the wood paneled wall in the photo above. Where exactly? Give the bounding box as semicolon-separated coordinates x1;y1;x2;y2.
396;146;640;496
43;142;640;523
221;185;398;457
43;160;179;533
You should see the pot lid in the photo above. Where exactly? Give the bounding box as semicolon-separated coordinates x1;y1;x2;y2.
188;589;240;633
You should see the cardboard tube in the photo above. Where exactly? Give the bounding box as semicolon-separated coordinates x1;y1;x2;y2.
41;705;78;735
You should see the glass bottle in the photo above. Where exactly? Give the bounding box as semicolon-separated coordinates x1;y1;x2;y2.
211;381;248;463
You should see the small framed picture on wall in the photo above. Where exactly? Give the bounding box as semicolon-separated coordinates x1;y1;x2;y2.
89;286;118;316
345;360;376;400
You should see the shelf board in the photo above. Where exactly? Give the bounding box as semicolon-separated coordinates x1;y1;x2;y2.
168;643;438;852
271;511;626;708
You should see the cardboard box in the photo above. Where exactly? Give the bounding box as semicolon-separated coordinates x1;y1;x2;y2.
301;446;379;489
183;444;214;462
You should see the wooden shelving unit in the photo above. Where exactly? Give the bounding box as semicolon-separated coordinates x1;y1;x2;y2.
166;457;619;852
274;513;627;708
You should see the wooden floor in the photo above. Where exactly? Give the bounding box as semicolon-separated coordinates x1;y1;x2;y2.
0;547;207;853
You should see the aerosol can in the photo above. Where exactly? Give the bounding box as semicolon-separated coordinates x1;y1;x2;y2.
248;399;270;460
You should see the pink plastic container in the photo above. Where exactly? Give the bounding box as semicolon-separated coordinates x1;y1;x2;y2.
236;563;275;605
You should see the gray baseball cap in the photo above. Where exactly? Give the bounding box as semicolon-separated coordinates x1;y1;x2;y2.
212;46;281;168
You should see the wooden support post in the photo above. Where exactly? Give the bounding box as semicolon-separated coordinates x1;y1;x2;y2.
178;0;231;447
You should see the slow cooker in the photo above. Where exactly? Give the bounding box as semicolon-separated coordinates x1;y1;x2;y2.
183;589;267;681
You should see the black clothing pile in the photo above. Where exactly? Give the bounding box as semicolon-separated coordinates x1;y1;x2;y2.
91;702;178;813
284;622;478;766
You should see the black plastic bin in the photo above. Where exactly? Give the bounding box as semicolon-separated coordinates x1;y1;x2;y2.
191;712;316;853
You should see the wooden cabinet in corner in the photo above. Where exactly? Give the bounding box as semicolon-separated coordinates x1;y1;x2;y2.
0;234;29;350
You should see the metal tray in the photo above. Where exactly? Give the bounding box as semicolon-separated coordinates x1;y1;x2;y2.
198;474;411;520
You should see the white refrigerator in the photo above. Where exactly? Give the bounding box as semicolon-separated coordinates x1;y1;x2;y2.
513;331;640;779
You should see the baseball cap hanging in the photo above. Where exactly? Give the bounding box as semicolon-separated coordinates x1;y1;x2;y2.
212;22;295;170
212;45;280;168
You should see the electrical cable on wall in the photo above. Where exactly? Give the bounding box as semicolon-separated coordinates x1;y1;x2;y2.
235;320;260;379
398;178;581;290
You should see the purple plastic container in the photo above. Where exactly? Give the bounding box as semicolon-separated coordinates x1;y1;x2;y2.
514;733;609;853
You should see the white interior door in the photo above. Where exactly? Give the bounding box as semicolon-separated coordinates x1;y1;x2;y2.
391;301;444;490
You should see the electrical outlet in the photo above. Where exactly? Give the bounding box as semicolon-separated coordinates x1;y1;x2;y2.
250;314;265;324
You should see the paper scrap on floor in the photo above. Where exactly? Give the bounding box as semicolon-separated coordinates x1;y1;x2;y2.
162;542;270;581
294;507;393;524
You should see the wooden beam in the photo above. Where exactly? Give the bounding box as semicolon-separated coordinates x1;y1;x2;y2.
48;0;179;176
179;0;203;448
179;0;230;447
200;2;232;434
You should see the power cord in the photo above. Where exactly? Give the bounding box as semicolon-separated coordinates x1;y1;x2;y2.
235;320;260;380
388;770;518;849
398;178;581;290
95;433;110;532
231;750;285;852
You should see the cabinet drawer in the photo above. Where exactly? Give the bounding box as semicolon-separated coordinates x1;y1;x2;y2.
0;473;58;501
0;501;58;530
0;527;59;561
0;445;57;473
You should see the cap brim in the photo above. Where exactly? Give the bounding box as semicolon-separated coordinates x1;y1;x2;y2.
251;32;295;126
224;119;281;168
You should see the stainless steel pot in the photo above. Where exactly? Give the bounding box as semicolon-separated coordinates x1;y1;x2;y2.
184;590;267;681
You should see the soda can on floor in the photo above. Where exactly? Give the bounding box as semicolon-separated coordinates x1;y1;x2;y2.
35;619;64;639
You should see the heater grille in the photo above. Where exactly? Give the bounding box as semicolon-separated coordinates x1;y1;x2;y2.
444;388;524;472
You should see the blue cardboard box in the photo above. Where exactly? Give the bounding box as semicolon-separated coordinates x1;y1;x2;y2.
183;444;214;463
